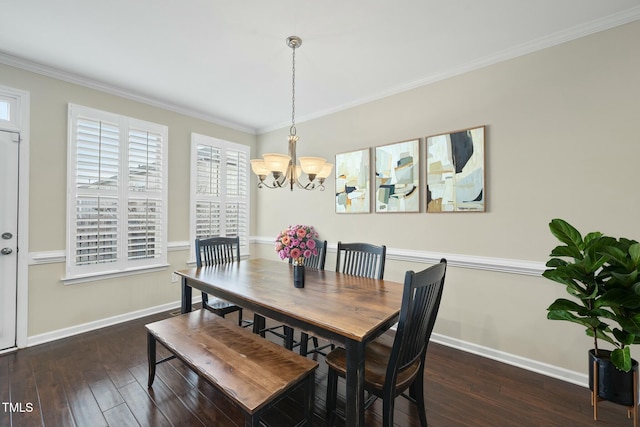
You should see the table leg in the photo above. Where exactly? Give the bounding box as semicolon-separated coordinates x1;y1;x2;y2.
345;339;365;427
284;326;295;350
147;332;156;387
181;277;192;314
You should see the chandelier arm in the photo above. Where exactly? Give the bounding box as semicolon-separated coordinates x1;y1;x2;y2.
256;171;289;189
294;173;319;191
256;180;281;189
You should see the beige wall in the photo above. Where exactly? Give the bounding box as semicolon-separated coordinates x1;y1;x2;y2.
253;21;640;374
0;63;257;336
2;19;639;378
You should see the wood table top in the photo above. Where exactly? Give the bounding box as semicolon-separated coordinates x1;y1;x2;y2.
176;258;404;343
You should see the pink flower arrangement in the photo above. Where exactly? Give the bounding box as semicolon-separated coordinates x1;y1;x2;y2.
275;225;319;264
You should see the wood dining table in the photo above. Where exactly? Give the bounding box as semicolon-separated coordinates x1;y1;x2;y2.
175;258;404;427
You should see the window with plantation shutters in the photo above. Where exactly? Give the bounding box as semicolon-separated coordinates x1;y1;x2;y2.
66;104;168;282
191;133;250;257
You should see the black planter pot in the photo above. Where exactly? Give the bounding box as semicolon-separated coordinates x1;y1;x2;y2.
589;349;638;409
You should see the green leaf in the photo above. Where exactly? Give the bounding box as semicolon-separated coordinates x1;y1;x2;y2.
610;270;639;287
549;219;583;249
550;245;582;260
583;254;608;274
590;308;616;321
618;313;640;335
545;258;567;268
598;288;640;309
547;310;601;329
611;347;632;372
587;328;618;347
547;299;588;314
629;243;640;266
612;329;635;346
604;246;632;268
584;231;605;247
542;270;577;288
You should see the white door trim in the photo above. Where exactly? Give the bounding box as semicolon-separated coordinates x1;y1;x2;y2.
0;84;30;349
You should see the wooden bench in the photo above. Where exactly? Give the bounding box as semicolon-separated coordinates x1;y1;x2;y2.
146;309;318;427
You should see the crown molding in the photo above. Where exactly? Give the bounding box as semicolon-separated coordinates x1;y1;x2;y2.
0;52;257;135
259;6;640;134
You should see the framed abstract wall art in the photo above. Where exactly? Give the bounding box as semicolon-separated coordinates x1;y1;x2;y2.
335;148;370;213
426;125;486;212
375;139;420;213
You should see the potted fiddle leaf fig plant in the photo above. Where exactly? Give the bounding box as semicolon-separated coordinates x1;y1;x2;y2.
543;218;640;413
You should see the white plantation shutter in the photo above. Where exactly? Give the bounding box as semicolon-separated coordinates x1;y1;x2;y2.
73;116;120;267
75;117;119;191
75;196;118;265
127;128;164;261
127;198;163;260
66;104;168;280
196;144;221;197
191;133;250;257
195;201;221;238
128;129;164;192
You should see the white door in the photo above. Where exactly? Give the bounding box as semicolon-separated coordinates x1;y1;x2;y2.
0;130;19;350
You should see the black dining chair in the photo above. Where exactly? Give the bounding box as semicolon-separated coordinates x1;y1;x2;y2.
298;241;387;358
261;239;328;352
195;236;252;328
325;259;447;427
336;241;386;279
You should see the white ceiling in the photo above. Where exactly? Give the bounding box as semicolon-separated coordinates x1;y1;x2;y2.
1;0;639;134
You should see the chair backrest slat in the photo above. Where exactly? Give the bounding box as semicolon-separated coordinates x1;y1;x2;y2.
335;241;386;280
195;236;240;267
287;239;327;270
385;259;447;396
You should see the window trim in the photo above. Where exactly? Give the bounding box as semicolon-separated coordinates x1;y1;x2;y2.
64;104;168;283
189;133;250;261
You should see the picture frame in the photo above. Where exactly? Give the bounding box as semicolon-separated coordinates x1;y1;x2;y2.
335;148;371;213
374;139;420;213
425;125;486;212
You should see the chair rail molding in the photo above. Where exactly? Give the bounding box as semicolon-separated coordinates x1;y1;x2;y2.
29;240;191;266
251;236;545;277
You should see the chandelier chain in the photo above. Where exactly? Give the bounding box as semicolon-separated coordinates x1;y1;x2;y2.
290;43;296;136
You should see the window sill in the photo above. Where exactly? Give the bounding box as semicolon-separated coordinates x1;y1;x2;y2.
62;264;170;285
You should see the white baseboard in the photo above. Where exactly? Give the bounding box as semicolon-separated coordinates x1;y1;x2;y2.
431;332;588;388
24;297;587;390
26;296;202;348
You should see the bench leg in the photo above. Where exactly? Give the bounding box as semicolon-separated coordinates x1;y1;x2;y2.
304;371;316;426
147;332;157;388
244;414;260;427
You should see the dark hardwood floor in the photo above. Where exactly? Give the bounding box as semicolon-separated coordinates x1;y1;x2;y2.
0;308;635;427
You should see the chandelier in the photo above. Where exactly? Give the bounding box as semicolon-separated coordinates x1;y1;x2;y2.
250;36;333;191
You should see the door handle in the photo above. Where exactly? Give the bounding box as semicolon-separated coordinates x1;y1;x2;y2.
1;248;12;255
